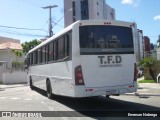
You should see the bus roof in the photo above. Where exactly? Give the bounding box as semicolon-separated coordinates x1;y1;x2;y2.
27;21;78;55
27;19;135;55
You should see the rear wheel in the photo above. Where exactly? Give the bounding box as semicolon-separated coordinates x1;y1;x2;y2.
46;79;53;99
106;95;110;98
29;77;34;90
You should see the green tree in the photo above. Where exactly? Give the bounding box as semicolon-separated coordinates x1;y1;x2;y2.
21;39;41;54
12;49;24;69
12;49;23;58
139;57;156;80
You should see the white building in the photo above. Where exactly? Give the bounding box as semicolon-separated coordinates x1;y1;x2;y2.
0;36;22;67
64;0;116;27
137;29;144;61
0;36;24;83
157;35;160;60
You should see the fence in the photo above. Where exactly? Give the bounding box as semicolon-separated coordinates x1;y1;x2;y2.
12;62;25;71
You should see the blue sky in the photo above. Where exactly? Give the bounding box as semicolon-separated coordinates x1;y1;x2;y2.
0;0;160;44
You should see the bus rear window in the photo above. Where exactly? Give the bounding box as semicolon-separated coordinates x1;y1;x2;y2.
79;25;134;55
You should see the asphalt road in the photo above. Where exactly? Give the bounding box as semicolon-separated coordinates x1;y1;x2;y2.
0;84;160;120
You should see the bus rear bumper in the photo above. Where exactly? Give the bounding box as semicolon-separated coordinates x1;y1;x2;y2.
74;83;137;98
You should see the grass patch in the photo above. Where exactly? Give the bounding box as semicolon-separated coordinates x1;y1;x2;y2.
138;79;156;83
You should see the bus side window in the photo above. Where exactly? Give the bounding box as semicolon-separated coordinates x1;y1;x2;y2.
42;46;46;63
29;53;32;66
33;51;37;65
49;42;54;62
37;48;42;64
54;40;58;61
45;45;49;63
64;34;69;59
68;31;72;60
58;37;65;60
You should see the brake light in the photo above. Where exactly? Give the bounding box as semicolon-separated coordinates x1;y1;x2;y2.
104;22;111;25
75;65;84;85
134;63;138;82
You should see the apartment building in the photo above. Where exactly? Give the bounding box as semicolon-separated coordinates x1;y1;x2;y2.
64;0;116;27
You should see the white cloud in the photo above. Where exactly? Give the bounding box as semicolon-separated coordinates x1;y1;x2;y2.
154;15;160;21
122;0;134;5
121;0;141;7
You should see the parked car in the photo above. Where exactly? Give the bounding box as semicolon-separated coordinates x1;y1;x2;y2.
137;67;144;78
156;73;160;83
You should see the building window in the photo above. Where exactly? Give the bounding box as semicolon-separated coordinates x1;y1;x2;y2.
81;0;89;20
97;12;99;16
72;1;76;16
73;17;76;22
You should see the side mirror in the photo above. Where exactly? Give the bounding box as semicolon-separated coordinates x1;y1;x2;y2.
24;58;29;69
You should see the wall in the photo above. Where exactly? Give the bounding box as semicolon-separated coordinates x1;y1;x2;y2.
0;62;6;83
64;0;73;28
0;50;24;69
0;50;15;68
2;71;27;84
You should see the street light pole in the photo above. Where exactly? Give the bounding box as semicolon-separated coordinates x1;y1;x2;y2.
42;5;58;37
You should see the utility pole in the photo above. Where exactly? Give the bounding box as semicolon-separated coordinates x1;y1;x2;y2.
42;5;58;37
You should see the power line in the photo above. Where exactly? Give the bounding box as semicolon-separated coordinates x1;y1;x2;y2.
52;21;64;28
0;29;46;37
0;25;47;32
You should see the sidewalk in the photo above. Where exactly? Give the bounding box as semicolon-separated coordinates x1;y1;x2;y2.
124;80;160;97
0;84;28;91
136;83;160;96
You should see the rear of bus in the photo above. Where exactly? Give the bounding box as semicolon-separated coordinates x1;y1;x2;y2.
72;20;137;97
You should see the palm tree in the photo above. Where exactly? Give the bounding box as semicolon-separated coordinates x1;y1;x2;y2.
139;57;156;81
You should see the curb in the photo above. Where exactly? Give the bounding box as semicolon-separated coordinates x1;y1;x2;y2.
0;84;28;90
125;92;160;97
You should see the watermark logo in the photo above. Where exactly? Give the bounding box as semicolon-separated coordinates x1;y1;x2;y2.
2;112;12;117
1;112;42;118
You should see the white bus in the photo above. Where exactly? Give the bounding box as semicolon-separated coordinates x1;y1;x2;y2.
25;20;138;99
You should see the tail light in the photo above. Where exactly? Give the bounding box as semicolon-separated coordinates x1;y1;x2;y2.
134;63;138;82
75;65;85;85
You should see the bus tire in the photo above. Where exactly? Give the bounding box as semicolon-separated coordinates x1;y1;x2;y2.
29;77;34;90
106;95;110;98
46;79;53;99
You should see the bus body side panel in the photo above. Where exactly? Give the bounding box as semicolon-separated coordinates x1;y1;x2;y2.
28;61;74;97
